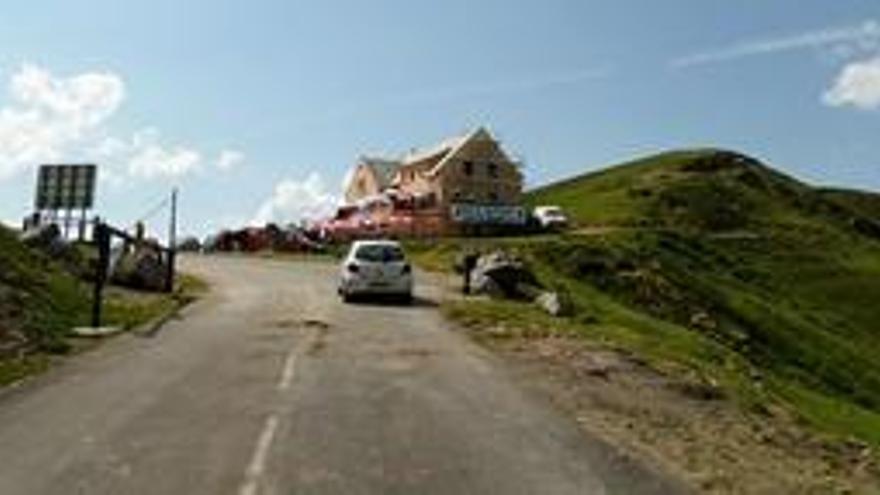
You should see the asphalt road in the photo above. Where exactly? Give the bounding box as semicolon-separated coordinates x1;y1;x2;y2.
0;256;686;495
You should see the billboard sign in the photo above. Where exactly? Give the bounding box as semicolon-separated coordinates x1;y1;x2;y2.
450;203;527;226
35;164;97;210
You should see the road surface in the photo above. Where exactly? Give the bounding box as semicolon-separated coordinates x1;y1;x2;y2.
0;256;686;494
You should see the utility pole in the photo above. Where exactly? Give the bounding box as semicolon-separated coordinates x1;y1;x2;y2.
165;188;178;293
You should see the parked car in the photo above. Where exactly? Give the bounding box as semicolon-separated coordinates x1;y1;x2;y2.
338;240;413;303
533;206;569;230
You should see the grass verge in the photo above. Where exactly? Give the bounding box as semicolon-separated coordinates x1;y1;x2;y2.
415;232;880;493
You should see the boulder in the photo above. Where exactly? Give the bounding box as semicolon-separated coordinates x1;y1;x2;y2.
535;291;574;317
471;251;539;299
111;248;168;291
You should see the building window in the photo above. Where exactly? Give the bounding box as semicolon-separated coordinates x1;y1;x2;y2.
463;161;474;176
488;162;498;178
488;190;499;203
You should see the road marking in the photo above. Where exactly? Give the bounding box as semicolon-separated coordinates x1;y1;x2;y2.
240;335;311;494
277;348;298;391
239;414;279;495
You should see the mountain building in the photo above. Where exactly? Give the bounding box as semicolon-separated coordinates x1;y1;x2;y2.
328;127;526;238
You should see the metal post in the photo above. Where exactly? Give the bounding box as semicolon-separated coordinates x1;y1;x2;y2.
165;188;178;293
91;222;110;328
78;208;87;241
63;208;72;240
463;252;478;295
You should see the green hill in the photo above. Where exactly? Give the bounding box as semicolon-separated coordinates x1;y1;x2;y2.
419;149;880;449
527;149;879;236
524;150;880;433
820;188;880;221
521;150;880;442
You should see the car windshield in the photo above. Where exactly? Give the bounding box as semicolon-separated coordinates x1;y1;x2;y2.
354;244;405;263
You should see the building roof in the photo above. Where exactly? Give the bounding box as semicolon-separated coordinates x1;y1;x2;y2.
426;127;494;177
359;157;402;189
399;132;471;165
357;127;505;184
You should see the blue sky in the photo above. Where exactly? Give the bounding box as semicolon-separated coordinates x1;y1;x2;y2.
1;1;879;237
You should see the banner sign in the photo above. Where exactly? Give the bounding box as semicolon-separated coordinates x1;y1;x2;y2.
35;164;97;210
450;203;527;226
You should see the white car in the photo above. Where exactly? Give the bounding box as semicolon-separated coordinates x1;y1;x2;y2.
338;240;413;303
533;205;569;230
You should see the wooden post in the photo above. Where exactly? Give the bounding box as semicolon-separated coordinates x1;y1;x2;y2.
91;222;110;328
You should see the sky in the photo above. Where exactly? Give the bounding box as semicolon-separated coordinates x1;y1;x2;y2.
1;1;879;238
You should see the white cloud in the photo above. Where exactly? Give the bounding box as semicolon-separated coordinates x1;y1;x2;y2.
91;127;203;180
823;56;880;110
124;128;202;179
0;64;124;180
216;149;245;170
10;63;125;126
128;145;202;179
252;173;338;226
0;63;236;184
671;19;880;68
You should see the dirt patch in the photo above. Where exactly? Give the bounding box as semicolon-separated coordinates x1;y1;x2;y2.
307;336;328;356
392;348;439;359
271;319;299;329
271;318;332;331
302;319;331;330
480;332;880;494
306;325;331;357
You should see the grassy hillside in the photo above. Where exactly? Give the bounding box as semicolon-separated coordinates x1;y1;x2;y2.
820;188;880;221
527;149;878;236
422;149;880;448
0;225;90;380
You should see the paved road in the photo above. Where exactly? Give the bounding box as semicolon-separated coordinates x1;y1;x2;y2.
0;256;686;495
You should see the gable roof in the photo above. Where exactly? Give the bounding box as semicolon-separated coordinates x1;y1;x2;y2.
399;133;471;166
357;127;506;182
359;157;402;189
427;127;496;177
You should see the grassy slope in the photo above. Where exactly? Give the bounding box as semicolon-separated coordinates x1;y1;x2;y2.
0;226;89;353
820;188;880;221
0;226;91;383
527;149;871;233
424;149;880;446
